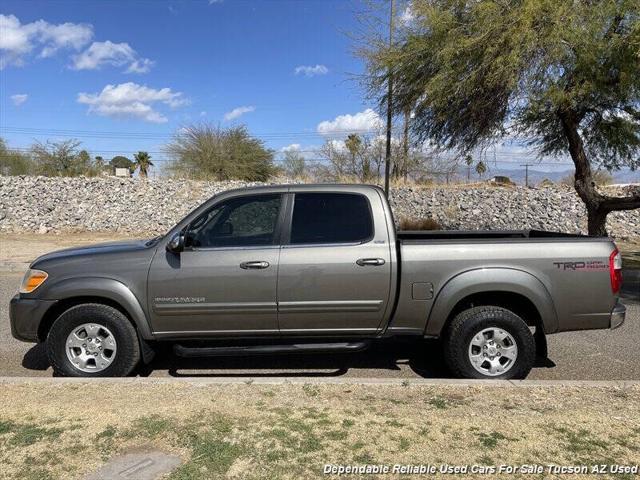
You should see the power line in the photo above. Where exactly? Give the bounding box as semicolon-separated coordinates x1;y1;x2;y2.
0;125;404;140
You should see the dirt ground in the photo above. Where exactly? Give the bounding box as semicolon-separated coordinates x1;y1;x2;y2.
0;382;638;480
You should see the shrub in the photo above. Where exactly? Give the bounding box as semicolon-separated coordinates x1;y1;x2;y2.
166;124;275;181
538;178;555;188
398;217;442;231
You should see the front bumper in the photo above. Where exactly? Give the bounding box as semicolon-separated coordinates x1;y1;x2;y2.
610;300;626;330
9;294;57;342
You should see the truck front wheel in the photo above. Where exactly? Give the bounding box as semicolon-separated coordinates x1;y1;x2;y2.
46;303;141;377
444;306;535;380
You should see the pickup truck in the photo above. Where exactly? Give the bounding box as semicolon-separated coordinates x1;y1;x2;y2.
10;184;626;379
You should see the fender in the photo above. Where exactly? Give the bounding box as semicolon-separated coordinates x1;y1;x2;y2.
424;267;558;336
38;276;154;340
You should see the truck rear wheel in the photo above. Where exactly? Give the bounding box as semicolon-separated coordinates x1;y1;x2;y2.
444;306;535;380
46;303;140;377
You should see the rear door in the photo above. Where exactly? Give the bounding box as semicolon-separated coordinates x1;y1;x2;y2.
277;190;392;334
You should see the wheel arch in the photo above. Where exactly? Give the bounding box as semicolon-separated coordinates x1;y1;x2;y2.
425;268;558;337
36;277;153;342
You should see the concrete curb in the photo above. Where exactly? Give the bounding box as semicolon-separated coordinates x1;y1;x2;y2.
0;376;638;387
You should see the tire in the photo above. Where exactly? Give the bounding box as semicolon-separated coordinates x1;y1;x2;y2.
46;303;140;377
443;306;535;380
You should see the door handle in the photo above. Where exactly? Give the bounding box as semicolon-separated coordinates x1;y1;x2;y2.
356;258;386;266
240;261;270;270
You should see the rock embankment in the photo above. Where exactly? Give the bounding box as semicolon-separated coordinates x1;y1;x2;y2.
0;176;637;239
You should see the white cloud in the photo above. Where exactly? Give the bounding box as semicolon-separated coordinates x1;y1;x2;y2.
294;64;328;77
281;143;301;152
72;41;153;73
209;0;224;3
399;4;416;25
224;105;255;121
317;108;383;136
10;93;28;106
328;139;347;152
0;14;92;68
126;57;154;74
77;82;187;123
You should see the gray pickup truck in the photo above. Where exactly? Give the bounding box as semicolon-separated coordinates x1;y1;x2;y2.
10;184;626;379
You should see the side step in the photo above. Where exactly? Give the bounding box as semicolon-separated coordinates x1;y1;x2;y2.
173;341;371;358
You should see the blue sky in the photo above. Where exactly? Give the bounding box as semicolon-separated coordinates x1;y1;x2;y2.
1;0;636;180
1;0;379;168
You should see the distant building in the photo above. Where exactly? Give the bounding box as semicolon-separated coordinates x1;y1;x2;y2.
489;175;515;186
114;167;131;178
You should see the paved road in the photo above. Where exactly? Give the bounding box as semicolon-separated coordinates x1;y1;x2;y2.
1;273;638;379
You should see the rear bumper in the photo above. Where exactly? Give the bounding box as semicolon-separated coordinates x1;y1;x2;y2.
9;294;57;342
610;300;626;330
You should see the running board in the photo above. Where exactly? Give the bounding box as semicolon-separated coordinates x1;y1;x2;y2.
173;341;371;358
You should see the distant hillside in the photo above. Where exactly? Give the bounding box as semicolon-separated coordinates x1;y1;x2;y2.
485;167;640;185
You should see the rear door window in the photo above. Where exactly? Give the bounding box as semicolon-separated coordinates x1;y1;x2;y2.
289;193;373;245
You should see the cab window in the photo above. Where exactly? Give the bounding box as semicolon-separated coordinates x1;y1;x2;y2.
186;194;281;248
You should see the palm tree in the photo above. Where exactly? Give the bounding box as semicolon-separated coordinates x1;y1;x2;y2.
475;160;487;179
134;151;153;178
465;154;473;182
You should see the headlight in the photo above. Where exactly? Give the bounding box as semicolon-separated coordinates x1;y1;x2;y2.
20;269;48;294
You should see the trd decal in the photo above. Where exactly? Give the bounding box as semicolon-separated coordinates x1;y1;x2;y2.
553;261;607;271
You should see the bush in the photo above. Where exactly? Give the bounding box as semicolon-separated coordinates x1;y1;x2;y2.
561;170;613;187
165;124;275;181
538;178;555;188
592;170;613;186
398;217;442;231
0;138;34;175
560;174;574;186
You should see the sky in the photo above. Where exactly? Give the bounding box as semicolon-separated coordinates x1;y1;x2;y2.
0;0;634;179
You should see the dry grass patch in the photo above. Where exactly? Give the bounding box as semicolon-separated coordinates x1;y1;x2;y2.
0;382;638;479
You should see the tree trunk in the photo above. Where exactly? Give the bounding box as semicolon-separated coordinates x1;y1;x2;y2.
558;109;640;236
587;207;608;237
402;107;410;180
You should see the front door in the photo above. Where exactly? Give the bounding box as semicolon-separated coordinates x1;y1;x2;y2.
277;191;392;334
148;193;283;335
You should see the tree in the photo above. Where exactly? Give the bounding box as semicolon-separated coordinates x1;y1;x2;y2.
31;139;84;176
133;151;154;178
0;138;33;175
362;0;640;235
345;133;372;181
282;150;306;178
476;161;487;179
464;154;474;182
165;124;274;181
92;156;107;176
77;150;91;172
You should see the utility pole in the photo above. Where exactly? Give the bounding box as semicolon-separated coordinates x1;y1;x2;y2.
384;0;395;197
520;163;532;187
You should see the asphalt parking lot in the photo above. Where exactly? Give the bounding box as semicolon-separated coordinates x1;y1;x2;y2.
2;271;638;379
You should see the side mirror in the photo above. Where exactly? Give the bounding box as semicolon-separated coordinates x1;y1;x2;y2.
166;232;185;253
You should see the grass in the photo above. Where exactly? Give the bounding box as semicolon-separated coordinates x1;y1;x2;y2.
476;431;509;449
0;421;64;447
127;414;173;438
0;383;638;479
